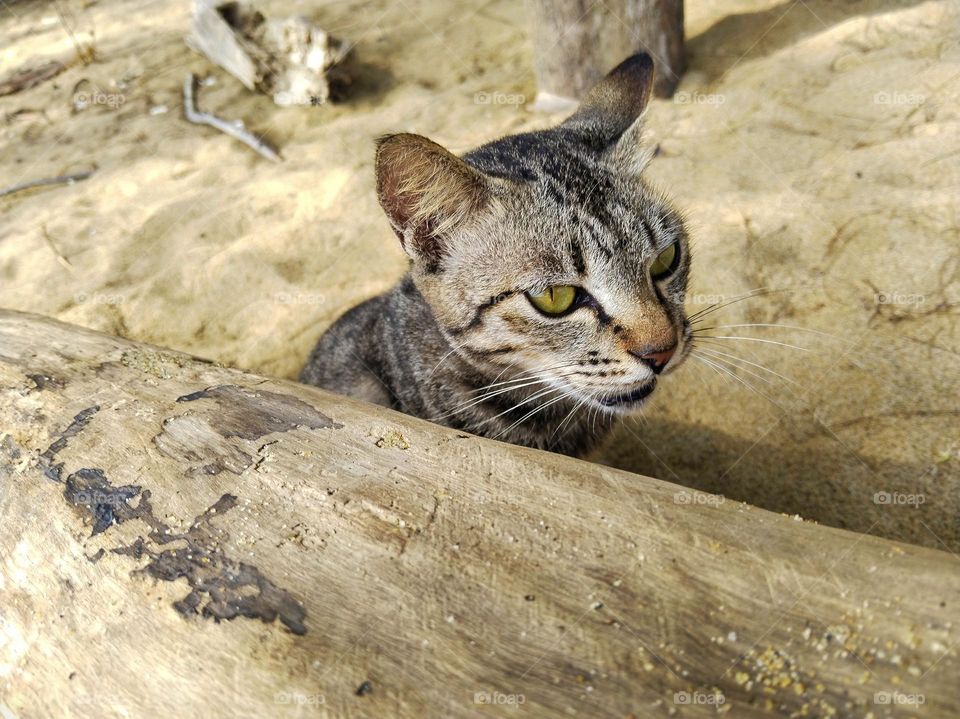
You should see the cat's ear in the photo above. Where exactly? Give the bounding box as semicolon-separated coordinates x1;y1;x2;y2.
562;53;655;149
376;133;489;269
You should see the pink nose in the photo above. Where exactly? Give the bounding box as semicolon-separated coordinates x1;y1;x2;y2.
635;344;677;373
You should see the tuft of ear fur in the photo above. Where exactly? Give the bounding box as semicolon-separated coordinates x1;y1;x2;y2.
376;133;489;269
562;53;656;149
606;116;656;177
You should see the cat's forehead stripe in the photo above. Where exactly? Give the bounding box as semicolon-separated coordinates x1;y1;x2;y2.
568;236;587;275
466;127;666;267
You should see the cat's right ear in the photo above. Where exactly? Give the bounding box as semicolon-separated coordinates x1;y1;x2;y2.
562;53;656;149
376;133;489;270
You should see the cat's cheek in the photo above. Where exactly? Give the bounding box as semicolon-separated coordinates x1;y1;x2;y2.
410;277;478;336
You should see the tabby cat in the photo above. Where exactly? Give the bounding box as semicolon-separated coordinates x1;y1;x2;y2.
300;53;691;456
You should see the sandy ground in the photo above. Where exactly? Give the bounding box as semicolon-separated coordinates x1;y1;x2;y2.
1;0;958;550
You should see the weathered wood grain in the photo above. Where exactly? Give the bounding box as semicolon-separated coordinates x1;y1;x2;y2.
0;310;956;718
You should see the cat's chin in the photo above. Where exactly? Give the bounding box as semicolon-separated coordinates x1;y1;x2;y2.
591;381;657;412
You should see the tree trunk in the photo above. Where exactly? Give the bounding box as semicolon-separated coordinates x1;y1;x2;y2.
0;310;957;718
529;0;685;105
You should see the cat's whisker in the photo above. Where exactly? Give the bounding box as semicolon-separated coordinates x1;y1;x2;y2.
438;367;585;422
692;323;850;343
693;322;877;364
633;404;648;428
695;354;729;384
686;287;794;322
432;375;559;421
551;396;588;441
695;346;802;389
697;351;778;389
470;367;586;402
694;335;811;352
694;353;760;395
695;349;806;408
692;355;794;417
473;384;568;429
470;373;555;399
467;362;582;395
425;339;474;380
593;401;605;435
591;402;604;435
688;285;797;313
483;356;525;390
692;357;718;392
494;392;574;440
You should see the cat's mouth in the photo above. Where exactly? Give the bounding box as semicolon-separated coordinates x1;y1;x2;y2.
596;381;656;408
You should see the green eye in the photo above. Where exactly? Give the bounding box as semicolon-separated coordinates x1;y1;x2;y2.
650;243;679;280
527;285;577;315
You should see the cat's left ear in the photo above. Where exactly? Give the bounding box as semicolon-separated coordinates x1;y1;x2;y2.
376;133;490;270
561;53;655;150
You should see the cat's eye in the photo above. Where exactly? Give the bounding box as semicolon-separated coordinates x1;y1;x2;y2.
527;285;577;315
649;242;680;280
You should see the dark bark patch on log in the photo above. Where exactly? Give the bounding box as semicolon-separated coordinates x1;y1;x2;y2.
1;433;21;461
154;414;256;476
26;373;64;391
113;493;308;635
154;384;339;475
36;401;307;634
176;384;341;439
64;467;143;535
39;405;101;482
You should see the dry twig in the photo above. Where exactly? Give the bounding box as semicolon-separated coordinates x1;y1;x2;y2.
0;61;67;97
0;170;94;199
182;73;281;162
41;225;74;271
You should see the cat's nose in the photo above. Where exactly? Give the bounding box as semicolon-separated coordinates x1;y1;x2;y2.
630;344;677;374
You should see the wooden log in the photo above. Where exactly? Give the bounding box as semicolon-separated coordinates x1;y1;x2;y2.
0;310;956;718
529;0;685;104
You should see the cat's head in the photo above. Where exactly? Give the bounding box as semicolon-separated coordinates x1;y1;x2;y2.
376;54;690;414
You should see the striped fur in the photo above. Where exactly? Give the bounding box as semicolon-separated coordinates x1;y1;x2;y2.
300;54;691;456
